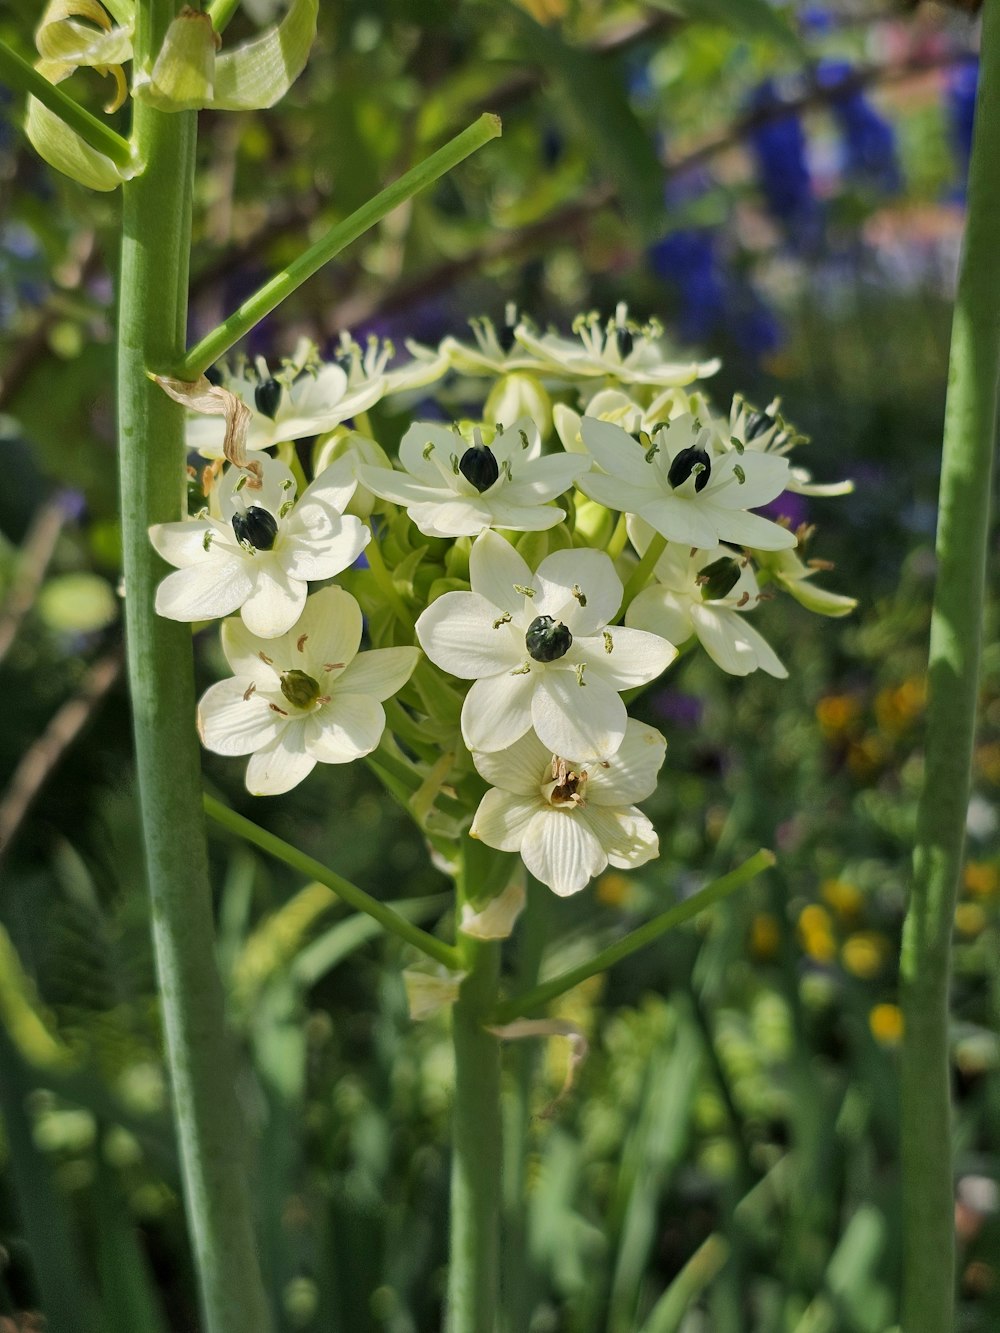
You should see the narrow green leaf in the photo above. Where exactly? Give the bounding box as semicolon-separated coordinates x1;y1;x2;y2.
212;0;317;109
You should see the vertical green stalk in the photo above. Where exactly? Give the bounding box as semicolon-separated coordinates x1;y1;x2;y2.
117;4;271;1330
899;8;1000;1332
448;852;503;1332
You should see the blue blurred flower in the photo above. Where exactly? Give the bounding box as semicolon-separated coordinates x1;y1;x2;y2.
818;60;903;194
947;57;978;192
648;229;727;343
746;79;820;242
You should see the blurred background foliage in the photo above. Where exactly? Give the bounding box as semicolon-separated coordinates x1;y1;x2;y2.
1;0;998;1329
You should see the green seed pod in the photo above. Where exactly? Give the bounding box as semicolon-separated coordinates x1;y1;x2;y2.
232;506;278;550
280;670;320;709
254;377;282;420
667;446;711;493
458;443;500;493
525;615;572;663
698;556;742;601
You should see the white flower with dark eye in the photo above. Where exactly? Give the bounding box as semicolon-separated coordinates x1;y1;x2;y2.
187;345;385;458
357;418;589;538
754;544;858;617
333;331;450;401
150;455;369;638
624;519;786;679
439;303;555;376
470;720;665;897
727;395;853;498
577;412;797;552
415;531;676;757
197;586;419;796
514;303;719;389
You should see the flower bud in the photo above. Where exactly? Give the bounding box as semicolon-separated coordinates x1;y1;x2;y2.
280;669;321;709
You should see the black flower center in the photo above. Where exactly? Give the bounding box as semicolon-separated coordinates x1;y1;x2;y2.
459;443;500;493
615;325;634;358
743;409;772;440
232;506;278;551
525;615;573;663
254;377;282;420
667;446;712;493
698;556;741;601
280;670;321;709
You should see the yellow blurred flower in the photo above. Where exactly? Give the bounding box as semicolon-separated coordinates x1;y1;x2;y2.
974;741;1000;785
874;676;926;736
596;872;632;908
750;913;781;961
870;1003;904;1046
847;734;888;780
816;694;861;737
821;878;863;919
964;862;999;899
798;905;836;964
842;931;888;980
955;904;987;937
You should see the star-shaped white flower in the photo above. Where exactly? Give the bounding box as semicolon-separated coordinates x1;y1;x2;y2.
333;331;450;400
415;531;676;757
357;418;589;538
438;304;556;377
470;720;665;897
624;520;787;679
150;455;369;638
187;346;385;458
578;412;797;551
515;303;719;389
726;395;853;498
198;586;419;795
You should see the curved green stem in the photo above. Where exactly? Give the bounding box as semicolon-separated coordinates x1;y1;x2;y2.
618;531;666;619
176;113;502;377
448;848;503;1333
0;39;136;170
117;7;271;1332
899;6;1000;1331
204;795;461;969
493;849;773;1023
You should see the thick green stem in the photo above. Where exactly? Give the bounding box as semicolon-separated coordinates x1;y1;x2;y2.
899;7;1000;1332
448;854;503;1332
618;531;666;619
117;5;271;1330
176;113;502;378
0;39;136;170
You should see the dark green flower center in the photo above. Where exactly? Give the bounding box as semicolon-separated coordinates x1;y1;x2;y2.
459;443;500;493
743;409;772;440
254;377;282;420
615;325;634;358
280;670;321;709
232;506;278;551
667;446;711;493
698;556;742;601
525;615;572;663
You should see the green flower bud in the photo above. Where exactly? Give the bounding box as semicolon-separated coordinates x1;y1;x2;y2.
280;670;321;709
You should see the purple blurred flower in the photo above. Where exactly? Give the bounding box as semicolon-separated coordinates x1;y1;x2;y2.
756;490;809;530
651;688;704;729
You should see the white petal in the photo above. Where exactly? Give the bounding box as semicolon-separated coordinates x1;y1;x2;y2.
154;558;254;623
240;563;306;638
638;496;720;549
471;729;552;796
197;678;286;755
408;498;494;538
520;809;607;897
587;719;666;805
468;531;534;613
288;586;362;678
300;457;359;514
220;618;283;686
218;456;295;521
356;468;449;508
579;805;658;870
708;451;790;509
416;591;522;678
484;500;567;533
577;470;654;515
460;671;536;752
533;548;622;636
245;728;317;795
625;585;695;646
691;604;787;678
335;646;419;701
186;415;226;457
470;789;541;852
501;453;589;504
531;670;626;760
150;519;231;568
398;422;465;482
706;506;797;551
580;417;655;487
280;509;369;581
303;694;386;762
571;627;676;689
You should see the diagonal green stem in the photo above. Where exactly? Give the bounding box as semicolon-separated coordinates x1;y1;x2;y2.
617;532;666;620
0;39;137;170
175;112;502;378
204;794;462;969
493;850;773;1023
117;5;271;1331
899;7;1000;1332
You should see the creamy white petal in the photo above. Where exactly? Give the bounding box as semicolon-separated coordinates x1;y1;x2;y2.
531;670;626;760
154;558;254;623
691;604;787;678
501;453;589;503
484;500;567;533
533;547;622;636
218;456;295;521
468;530;534;614
186;415;227;457
625;585;695;647
471;729;553;797
571;627;676;688
580;417;655;487
334;646;419;701
300;457;359;514
578;805;658;870
417;591;524;677
577;470;653;515
290;586;362;679
356;469;446;507
280;509;369;581
150;519;233;568
520;809;607;897
303;694;386;762
586;720;666;805
197;678;286;755
705;505;797;551
460;671;536;752
245;728;317;795
470;789;541;852
240;563;306;638
398;422;466;483
408;497;496;538
707;451;790;509
220;618;283;686
638;496;721;549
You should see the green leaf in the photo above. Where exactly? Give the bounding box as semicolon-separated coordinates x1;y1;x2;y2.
505;11;664;241
646;0;805;57
25;93;133;189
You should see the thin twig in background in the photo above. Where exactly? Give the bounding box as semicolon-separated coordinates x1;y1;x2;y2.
0;496;70;666
0;650;121;869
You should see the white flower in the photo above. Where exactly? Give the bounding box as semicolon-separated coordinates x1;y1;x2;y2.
578;412;797;552
554;384;697;456
439;304;556;377
198;586;419;795
150;456;369;638
514;303;719;389
187;346;385;458
624;520;786;679
470;720;665;897
726;396;853;498
357;418;589;538
333;331;450;401
415;530;676;757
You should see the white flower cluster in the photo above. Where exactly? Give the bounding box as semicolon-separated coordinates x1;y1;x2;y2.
150;305;854;897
